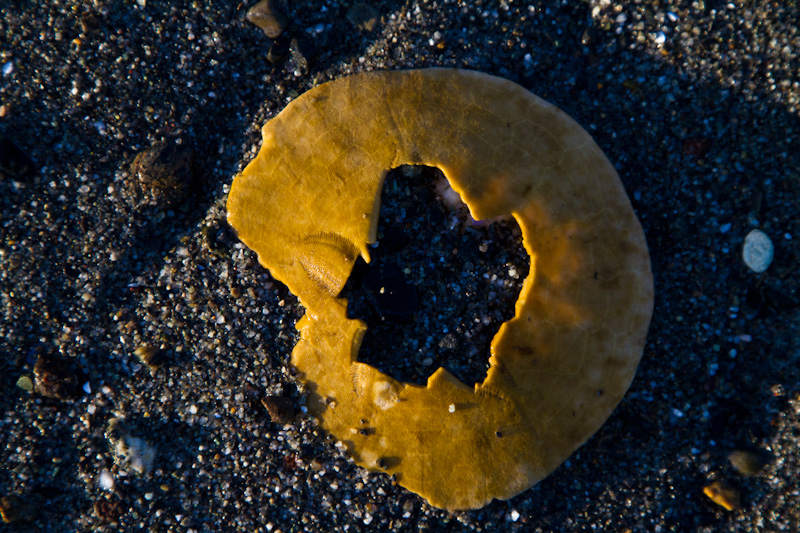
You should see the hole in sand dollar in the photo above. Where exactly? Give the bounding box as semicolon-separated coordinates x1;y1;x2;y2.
341;165;529;387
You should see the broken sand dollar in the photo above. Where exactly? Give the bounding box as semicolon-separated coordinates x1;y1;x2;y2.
227;69;654;510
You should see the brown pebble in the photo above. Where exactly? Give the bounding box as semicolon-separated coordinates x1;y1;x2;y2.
728;448;771;476
346;3;379;32
267;34;290;64
134;345;166;370
247;0;288;39
261;395;295;424
703;480;741;511
128;140;195;208
34;354;80;401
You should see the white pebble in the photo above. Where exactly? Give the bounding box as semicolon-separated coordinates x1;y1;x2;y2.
742;229;774;273
523;53;533;68
98;469;114;490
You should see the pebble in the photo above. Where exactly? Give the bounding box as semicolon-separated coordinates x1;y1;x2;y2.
438;332;459;351
703;480;741;511
246;0;288;39
267;34;291;64
742;229;774;273
128;140;195;208
98;469;115;491
134;345;166;371
15;375;33;392
728;449;771;476
261;395;296;424
33;354;80;401
288;36;315;74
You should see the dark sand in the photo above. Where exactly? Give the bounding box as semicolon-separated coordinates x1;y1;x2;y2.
1;1;798;531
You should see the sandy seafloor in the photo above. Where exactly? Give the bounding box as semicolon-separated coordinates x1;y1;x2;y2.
1;0;799;531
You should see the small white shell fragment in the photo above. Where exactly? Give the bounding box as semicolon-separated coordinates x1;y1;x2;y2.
448;404;456;413
742;229;774;273
106;418;156;474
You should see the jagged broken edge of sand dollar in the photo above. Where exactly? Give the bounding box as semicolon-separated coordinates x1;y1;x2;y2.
226;68;654;510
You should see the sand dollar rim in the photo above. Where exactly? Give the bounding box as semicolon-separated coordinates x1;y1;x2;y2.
227;68;654;510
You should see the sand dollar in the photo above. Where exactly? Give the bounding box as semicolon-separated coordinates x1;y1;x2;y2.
227;68;654;510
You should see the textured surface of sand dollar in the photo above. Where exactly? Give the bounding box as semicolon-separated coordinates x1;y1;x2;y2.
227;68;654;510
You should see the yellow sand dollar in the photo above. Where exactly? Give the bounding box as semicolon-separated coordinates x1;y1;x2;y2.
227;69;654;510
